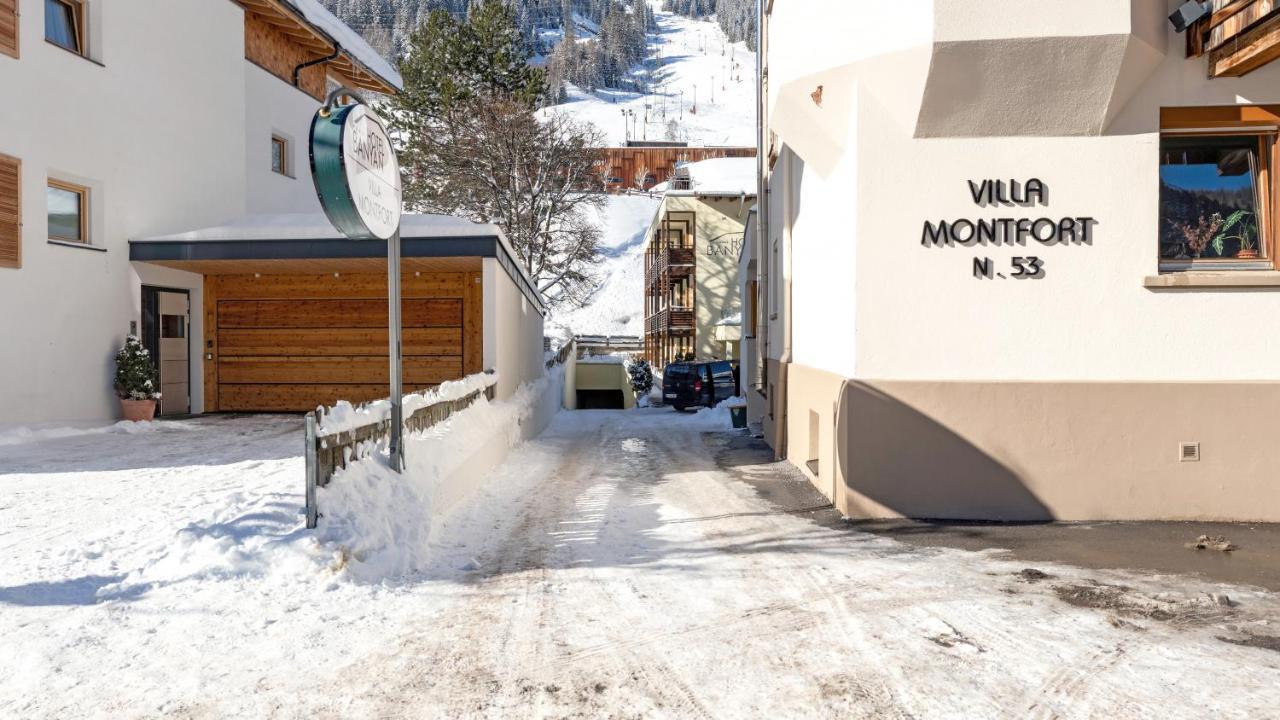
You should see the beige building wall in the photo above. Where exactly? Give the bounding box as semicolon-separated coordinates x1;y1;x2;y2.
652;193;752;362
482;257;546;401
760;0;1280;521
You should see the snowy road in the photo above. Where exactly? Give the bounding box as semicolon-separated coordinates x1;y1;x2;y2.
3;408;1280;717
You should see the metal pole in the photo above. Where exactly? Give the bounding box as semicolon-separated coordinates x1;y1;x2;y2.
387;228;405;472
304;413;318;528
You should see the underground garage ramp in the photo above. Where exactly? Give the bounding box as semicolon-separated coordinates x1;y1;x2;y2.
572;360;636;410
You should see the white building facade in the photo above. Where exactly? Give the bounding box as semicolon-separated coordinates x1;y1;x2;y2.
748;0;1280;522
0;1;555;426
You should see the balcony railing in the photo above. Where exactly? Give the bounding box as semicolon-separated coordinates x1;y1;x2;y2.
644;246;695;287
644;307;695;334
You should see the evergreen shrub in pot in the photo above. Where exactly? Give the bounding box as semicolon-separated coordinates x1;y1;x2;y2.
115;335;161;421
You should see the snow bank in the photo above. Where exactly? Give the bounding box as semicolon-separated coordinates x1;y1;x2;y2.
101;370;564;593
0;420;193;447
317;372;498;434
678;157;757;195
546;194;660;340
314;367;565;581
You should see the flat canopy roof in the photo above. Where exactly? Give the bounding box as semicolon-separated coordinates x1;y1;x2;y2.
130;213;545;314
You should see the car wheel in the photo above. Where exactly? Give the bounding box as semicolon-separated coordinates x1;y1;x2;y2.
672;404;687;412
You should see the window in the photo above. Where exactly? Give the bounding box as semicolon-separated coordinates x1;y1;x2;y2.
271;135;289;176
45;0;84;56
1159;106;1279;272
47;179;88;244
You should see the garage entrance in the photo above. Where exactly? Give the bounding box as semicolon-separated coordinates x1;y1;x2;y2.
205;268;482;412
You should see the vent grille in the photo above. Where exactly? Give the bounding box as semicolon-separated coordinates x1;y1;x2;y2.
1180;442;1201;462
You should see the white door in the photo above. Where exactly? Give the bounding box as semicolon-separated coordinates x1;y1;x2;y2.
157;291;190;415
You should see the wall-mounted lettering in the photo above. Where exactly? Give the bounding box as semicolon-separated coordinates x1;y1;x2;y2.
923;179;1096;279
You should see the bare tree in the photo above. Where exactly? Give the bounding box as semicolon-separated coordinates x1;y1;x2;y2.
402;96;608;307
633;163;651;191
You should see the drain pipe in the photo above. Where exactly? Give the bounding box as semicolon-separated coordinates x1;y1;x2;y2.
294;43;342;89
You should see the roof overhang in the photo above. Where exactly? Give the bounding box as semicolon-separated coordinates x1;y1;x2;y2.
235;0;402;94
131;215;545;315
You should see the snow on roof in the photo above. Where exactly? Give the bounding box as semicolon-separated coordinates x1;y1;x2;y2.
715;312;742;326
134;213;499;243
281;0;403;91
674;157;757;195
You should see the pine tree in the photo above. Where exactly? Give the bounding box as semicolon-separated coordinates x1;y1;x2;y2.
114;335;160;401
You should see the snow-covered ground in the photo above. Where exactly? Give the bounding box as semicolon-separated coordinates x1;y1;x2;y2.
3;401;1280;717
540;4;755;147
547;192;660;341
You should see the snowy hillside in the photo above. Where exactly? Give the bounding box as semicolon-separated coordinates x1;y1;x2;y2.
540;5;756;147
547;193;660;341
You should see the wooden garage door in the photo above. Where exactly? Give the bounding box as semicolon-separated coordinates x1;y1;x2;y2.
205;272;482;412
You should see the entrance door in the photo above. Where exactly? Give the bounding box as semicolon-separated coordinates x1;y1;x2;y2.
142;288;190;415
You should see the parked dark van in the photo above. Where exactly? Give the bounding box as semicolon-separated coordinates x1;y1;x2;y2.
662;360;739;411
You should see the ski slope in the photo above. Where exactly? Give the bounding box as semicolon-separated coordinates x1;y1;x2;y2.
547;193;661;342
539;5;756;147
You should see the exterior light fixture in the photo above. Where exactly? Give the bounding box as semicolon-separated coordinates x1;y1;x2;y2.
1169;1;1209;33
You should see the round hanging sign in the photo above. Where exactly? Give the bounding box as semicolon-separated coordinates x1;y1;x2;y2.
310;103;402;240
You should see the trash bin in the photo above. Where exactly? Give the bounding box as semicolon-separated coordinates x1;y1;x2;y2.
728;403;747;429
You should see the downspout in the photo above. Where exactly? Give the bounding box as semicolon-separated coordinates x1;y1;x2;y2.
294;43;342;90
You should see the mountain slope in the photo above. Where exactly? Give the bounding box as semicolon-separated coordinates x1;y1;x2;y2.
539;4;755;146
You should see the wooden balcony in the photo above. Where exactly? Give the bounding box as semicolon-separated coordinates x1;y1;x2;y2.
1188;1;1280;77
644;246;695;287
644;308;695;335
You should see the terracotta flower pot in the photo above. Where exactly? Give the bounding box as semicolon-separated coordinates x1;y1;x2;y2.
120;398;157;422
1238;249;1260;260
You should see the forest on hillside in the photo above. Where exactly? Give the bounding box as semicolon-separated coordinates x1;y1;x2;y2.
320;0;755;85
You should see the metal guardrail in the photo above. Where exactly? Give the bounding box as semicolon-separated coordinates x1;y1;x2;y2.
304;374;497;529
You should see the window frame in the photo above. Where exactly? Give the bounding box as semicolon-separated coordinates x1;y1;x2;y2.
46;178;89;245
271;134;290;177
1159;105;1280;273
44;0;86;57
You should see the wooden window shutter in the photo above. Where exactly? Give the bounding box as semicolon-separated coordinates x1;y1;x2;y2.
0;154;20;269
0;0;17;59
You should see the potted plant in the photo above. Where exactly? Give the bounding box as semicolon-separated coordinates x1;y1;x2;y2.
1213;209;1259;259
114;335;161;422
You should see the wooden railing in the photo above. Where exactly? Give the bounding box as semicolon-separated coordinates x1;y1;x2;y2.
644;308;695;334
304;374;498;528
644;246;696;287
305;343;577;529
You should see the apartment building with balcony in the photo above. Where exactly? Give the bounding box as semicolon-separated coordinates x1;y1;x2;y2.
643;158;754;367
746;0;1280;522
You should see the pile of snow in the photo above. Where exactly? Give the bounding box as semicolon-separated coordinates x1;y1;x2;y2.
317;372;498;434
538;6;755;146
0;420;190;447
102;370;563;593
548;194;660;340
315;370;563;580
663;157;757;195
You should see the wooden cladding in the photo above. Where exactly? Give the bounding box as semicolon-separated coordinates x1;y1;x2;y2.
1190;0;1280;77
599;146;755;192
244;10;326;99
1161;105;1280;130
0;154;19;269
0;0;18;58
217;298;462;329
237;0;398;96
206;271;483;412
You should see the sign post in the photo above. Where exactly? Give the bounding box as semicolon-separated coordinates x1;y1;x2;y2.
309;88;406;471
